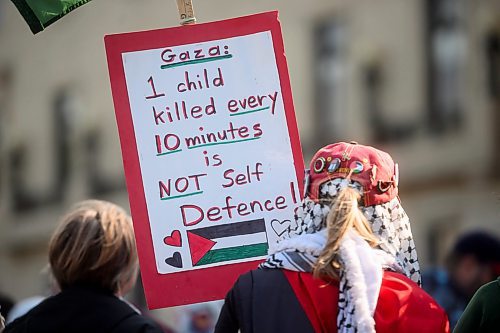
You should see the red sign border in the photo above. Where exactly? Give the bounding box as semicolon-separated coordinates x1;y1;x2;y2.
105;11;304;309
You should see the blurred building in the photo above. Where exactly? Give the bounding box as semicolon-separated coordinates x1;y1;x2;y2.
0;0;499;326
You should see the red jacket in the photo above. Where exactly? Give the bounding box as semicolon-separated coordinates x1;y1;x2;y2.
215;269;449;333
285;270;450;333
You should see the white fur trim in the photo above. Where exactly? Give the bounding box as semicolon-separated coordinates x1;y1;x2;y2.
338;231;388;333
268;229;327;256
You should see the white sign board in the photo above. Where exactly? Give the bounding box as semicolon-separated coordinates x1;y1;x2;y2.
105;11;304;308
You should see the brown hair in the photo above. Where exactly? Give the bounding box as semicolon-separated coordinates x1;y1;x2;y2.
313;187;379;279
49;200;138;293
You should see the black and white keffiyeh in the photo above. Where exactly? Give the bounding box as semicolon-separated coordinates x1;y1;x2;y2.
260;178;421;333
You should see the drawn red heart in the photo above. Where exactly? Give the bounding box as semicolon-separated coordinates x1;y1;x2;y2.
164;230;182;247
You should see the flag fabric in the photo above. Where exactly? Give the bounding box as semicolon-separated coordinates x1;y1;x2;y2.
11;0;93;34
187;219;269;266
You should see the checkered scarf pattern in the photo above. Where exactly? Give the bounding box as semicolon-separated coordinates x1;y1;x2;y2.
260;178;421;333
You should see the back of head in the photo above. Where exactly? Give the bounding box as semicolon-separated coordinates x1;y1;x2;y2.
314;186;379;279
452;231;500;265
448;231;500;292
305;141;403;279
49;200;138;293
307;141;399;206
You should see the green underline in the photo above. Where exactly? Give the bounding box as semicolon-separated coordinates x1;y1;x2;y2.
187;136;260;149
157;149;182;156
161;54;233;69
161;191;203;201
229;106;270;116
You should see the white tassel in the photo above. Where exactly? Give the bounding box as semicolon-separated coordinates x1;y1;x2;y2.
338;231;385;333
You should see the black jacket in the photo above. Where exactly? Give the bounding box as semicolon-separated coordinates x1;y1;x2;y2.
4;286;163;333
215;269;314;333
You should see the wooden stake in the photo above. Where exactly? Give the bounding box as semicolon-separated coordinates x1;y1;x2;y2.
176;0;196;25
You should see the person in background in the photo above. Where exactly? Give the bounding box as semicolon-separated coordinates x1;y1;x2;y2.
0;293;14;322
5;296;45;325
423;231;500;328
183;304;216;333
6;268;59;325
4;200;164;333
216;141;449;333
453;276;500;333
1;312;5;333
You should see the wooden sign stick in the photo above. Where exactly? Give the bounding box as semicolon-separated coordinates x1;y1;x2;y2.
176;0;196;25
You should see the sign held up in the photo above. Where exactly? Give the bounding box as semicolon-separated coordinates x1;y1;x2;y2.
105;11;304;309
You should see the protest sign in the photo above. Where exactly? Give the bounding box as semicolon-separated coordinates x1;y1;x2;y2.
105;11;304;309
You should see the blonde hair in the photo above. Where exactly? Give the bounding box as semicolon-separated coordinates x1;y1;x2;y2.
49;200;138;293
313;187;379;279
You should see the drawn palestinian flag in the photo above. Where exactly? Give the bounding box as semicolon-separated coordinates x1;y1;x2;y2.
187;219;268;266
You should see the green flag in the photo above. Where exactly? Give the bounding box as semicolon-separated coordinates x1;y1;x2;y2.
11;0;93;34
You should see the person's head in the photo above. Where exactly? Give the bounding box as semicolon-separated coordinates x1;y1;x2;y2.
447;231;500;298
302;142;418;281
306;141;399;206
49;200;138;296
188;304;215;332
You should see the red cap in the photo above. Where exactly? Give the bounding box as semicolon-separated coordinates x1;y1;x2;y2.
307;141;399;206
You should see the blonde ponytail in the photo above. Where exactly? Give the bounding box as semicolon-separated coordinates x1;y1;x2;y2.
313;187;379;279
